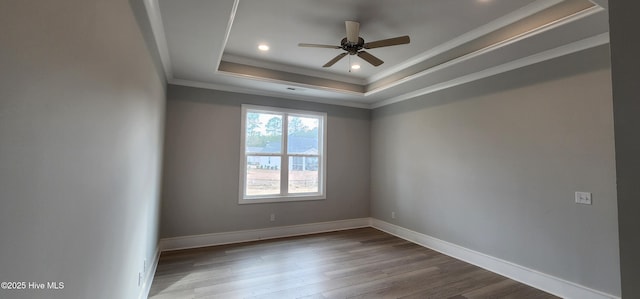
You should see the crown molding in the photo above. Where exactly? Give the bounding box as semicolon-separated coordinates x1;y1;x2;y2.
169;78;371;109
143;0;173;80
218;61;365;93
371;33;610;109
215;0;240;72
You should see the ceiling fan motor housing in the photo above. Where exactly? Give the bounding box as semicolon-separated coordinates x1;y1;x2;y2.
341;37;365;55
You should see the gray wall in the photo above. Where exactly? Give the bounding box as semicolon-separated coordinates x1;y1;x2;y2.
609;1;640;297
0;1;165;298
371;45;620;296
161;86;370;238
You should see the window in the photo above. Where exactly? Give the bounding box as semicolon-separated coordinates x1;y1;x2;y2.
240;105;327;204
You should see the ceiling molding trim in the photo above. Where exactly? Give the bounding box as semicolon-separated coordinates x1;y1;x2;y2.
221;54;367;85
371;33;610;109
216;69;364;96
588;0;607;9
365;1;603;97
214;0;240;71
366;0;563;84
218;61;365;93
143;0;173;80
169;78;371;109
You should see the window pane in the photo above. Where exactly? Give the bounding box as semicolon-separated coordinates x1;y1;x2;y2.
246;112;282;153
288;156;319;193
246;156;281;196
287;116;319;154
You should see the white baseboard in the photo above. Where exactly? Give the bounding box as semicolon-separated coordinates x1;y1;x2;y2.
139;246;160;299
370;218;619;299
159;218;371;252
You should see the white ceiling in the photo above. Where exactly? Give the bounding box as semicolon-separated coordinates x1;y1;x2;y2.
145;0;610;108
225;0;538;79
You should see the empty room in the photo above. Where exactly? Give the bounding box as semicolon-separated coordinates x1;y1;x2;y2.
1;0;638;299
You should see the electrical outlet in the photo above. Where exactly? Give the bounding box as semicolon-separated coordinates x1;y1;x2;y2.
391;211;396;219
270;213;276;221
575;191;592;205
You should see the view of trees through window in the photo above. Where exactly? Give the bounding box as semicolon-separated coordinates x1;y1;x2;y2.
244;110;322;198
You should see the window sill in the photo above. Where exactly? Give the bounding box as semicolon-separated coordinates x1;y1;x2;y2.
239;194;326;204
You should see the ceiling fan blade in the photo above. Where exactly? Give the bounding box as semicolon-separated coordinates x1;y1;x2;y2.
323;53;348;67
357;51;384;66
345;21;360;44
298;43;341;49
364;35;410;49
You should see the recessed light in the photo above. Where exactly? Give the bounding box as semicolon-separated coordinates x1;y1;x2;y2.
258;44;269;51
351;64;361;70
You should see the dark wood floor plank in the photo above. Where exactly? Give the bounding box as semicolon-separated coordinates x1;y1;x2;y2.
149;228;559;299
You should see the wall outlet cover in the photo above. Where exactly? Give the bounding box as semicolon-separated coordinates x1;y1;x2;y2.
575;191;592;205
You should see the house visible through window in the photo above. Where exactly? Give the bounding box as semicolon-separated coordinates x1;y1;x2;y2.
240;105;326;204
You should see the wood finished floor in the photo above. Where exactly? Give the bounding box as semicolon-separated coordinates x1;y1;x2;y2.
149;228;558;299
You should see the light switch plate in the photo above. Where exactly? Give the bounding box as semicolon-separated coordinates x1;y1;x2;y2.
575;191;592;205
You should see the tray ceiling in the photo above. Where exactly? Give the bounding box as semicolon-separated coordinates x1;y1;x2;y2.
145;0;610;108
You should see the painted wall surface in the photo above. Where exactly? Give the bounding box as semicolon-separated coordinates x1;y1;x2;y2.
0;1;165;298
160;86;371;238
609;1;640;297
370;46;620;296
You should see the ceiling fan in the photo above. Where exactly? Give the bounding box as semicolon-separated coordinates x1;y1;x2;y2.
299;21;410;68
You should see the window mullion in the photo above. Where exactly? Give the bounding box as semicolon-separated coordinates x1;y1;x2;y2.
281;113;289;196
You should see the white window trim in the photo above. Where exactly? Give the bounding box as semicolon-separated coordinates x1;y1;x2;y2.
239;104;327;204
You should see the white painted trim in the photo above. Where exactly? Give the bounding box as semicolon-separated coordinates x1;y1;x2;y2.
143;0;173;80
589;0;608;9
138;247;160;299
214;0;240;71
159;218;371;251
238;105;328;204
371;33;610;109
168;78;371;109
370;219;619;299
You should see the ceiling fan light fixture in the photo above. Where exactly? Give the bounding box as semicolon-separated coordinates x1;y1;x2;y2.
258;44;270;51
298;21;410;69
351;64;361;70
